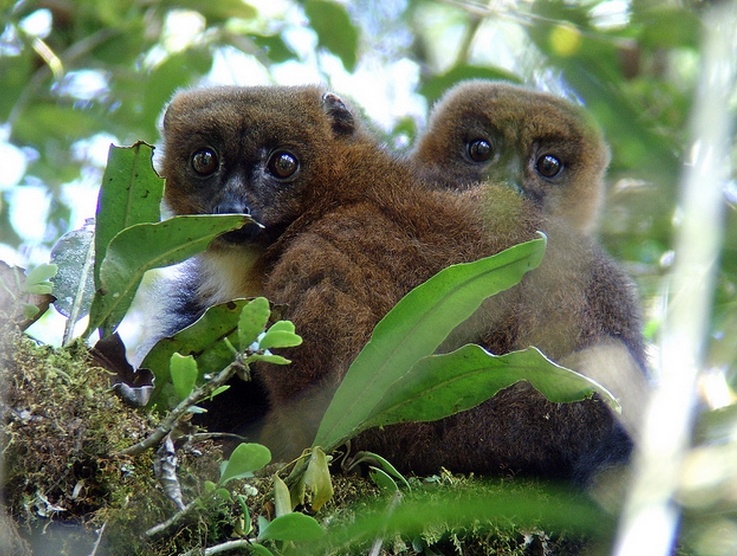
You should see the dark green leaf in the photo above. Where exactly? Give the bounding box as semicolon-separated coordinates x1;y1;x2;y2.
369;466;399;492
304;0;359;71
143;298;254;409
314;237;546;450
250;33;295;63
86;213;250;338
220;442;272;486
419;65;522;103
93;143;164;291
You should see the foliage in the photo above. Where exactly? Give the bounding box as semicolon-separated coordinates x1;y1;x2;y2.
2;1;737;555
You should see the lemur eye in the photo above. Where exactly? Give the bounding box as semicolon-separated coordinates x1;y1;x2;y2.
467;139;492;162
536;154;563;178
267;150;299;179
191;148;218;176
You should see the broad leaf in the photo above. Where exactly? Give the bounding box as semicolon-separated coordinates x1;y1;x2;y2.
85;213;250;338
302;447;333;511
314;237;546;450
273;475;292;518
260;321;303;350
238;296;271;351
50;219;96;322
169;353;198;402
362;345;620;431
219;443;272;486
142;298;255;409
93;143;163;290
258;512;325;542
304;0;359;71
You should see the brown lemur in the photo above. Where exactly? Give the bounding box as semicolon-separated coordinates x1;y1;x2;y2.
157;84;642;483
155;83;644;477
371;80;651;474
156;85;536;456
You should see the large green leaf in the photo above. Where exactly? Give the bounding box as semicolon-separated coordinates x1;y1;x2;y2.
304;0;359;71
314;236;546;450
142;298;255;409
219;443;272;485
85;214;250;338
93;143;164;290
258;512;325;542
362;345;620;431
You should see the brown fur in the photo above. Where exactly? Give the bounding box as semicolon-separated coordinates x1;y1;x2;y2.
159;84;643;483
414;80;609;235
386;80;651;472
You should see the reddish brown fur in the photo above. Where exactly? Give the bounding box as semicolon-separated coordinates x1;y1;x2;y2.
160;84;642;482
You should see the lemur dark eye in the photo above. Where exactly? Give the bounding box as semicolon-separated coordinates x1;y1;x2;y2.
467;139;492;162
267;150;299;180
191;148;218;176
536;154;563;178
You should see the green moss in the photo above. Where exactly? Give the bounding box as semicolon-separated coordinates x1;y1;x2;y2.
0;333;610;555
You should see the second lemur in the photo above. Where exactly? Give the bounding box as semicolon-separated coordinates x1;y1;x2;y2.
406;79;650;442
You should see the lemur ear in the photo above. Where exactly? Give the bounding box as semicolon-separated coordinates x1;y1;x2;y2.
321;92;355;136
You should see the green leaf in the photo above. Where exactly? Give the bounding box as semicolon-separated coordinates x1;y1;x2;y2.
273;475;292;518
302;447;333;511
353;451;410;490
259;322;303;350
258;512;325;542
142;298;254;410
369;466;399;493
24;263;58;295
85;213;250;338
419;65;523;103
246;353;292;366
220;443;272;486
304;0;359;71
93;143;163;291
314;237;546;450
24;263;58;287
238;297;271;351
247;544;275;556
169;353;198;402
363;345;620;431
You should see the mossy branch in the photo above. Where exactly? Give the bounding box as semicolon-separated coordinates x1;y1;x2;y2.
114;357;246;457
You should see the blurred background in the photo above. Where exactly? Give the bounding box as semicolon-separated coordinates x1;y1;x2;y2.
2;1;737;553
2;0;735;394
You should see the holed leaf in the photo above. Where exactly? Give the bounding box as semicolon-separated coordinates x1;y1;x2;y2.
93;142;163;290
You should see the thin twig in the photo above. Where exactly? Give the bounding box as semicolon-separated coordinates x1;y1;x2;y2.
87;521;107;556
145;497;200;538
114;359;244;457
179;538;256;556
